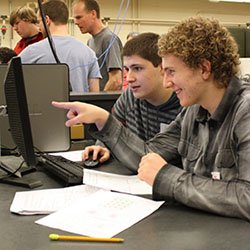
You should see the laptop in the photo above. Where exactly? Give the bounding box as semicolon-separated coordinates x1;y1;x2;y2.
0;63;70;152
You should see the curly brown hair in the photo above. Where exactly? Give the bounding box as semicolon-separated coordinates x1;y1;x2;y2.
158;16;240;88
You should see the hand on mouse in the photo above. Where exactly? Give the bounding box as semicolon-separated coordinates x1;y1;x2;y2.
82;145;110;164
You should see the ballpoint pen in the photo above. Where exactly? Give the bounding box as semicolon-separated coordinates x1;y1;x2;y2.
49;234;124;243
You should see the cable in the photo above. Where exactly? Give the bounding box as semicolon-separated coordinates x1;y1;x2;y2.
70;0;130;91
37;0;130;91
37;0;61;64
70;0;129;71
0;160;25;180
37;0;73;91
0;146;19;156
95;0;130;72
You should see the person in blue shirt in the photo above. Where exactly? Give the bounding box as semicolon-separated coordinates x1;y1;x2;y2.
19;0;100;92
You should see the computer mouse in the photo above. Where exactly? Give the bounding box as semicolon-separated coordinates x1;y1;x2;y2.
83;152;100;168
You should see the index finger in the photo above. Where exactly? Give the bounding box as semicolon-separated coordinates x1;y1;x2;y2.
52;101;75;110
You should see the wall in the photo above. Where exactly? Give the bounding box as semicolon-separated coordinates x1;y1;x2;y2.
0;0;250;48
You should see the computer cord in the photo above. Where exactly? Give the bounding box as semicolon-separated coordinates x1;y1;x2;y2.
0;160;25;181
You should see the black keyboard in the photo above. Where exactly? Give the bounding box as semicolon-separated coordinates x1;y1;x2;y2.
40;154;84;186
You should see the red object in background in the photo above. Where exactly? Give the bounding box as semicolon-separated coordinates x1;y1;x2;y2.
122;68;129;91
1;25;7;36
14;32;43;55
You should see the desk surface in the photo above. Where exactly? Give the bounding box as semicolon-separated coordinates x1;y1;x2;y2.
1;156;250;250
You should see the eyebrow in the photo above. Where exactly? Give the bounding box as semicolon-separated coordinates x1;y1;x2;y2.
125;63;143;68
163;67;174;72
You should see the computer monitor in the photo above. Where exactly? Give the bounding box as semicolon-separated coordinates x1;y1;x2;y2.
0;63;70;153
0;57;42;188
70;91;121;139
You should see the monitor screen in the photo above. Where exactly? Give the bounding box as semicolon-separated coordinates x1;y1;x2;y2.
0;63;70;153
0;57;44;188
4;57;36;166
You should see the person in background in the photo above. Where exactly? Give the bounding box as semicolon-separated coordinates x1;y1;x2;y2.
52;16;250;221
126;31;140;41
10;6;43;54
73;0;123;91
0;47;17;64
123;31;140;91
19;0;100;92
83;32;181;165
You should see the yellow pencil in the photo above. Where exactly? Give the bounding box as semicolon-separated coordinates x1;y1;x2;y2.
49;234;124;243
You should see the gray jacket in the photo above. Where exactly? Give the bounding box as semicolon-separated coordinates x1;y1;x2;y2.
90;76;250;221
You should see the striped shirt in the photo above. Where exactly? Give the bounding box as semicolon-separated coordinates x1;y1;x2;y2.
112;88;182;141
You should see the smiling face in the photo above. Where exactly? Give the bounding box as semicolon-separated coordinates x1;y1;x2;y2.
73;2;94;34
162;54;208;108
124;55;165;104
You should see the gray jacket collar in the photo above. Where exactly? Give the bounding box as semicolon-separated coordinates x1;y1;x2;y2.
196;76;243;124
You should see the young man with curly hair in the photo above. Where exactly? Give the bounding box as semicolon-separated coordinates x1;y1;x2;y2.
52;16;250;221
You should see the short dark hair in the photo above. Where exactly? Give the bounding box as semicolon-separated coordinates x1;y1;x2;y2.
73;0;100;19
0;47;17;64
42;0;69;25
10;6;38;26
126;32;140;40
122;32;162;67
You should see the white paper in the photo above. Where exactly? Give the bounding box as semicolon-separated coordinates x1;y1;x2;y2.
83;169;152;195
10;185;102;215
49;150;84;162
36;190;164;238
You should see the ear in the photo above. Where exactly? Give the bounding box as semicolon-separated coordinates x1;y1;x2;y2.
199;59;211;80
159;62;164;76
91;9;97;18
45;15;51;26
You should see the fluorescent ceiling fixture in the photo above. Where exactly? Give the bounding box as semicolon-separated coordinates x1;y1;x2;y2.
209;0;250;2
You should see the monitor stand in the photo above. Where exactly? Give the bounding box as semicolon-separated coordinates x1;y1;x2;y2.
0;161;42;188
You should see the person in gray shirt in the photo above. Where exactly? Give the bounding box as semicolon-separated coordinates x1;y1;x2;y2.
73;0;123;91
52;16;250;221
